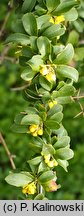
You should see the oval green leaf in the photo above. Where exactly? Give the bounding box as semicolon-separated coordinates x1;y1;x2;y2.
5;33;30;45
5;173;34;187
37;36;51;58
22;13;38;36
57;65;79;82
21;114;41;125
55;146;74;160
54;44;74;64
22;0;36;13
38;171;56;183
21;66;36;81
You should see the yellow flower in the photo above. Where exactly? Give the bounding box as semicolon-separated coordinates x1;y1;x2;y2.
44;154;51;163
38;128;43;136
40;65;48;75
40;65;56;82
55;15;65;24
45;72;56;82
49;15;65;25
47;160;54;167
22;182;36;195
29;124;43;137
44;154;58;168
49;17;54;24
29;124;38;133
47;159;58;168
53;159;58;167
48;100;58;109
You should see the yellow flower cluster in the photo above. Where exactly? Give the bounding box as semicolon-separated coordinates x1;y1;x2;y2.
44;154;58;168
48;100;58;109
50;15;65;25
40;65;56;82
22;182;36;195
29;124;43;137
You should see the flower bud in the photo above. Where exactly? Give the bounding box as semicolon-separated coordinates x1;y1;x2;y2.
47;160;54;167
29;124;38;133
45;180;60;192
32;131;38;137
38;128;43;135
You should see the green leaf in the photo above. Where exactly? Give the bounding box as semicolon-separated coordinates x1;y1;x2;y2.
34;193;44;200
19;56;29;67
74;47;84;61
21;114;41;125
5;33;30;45
55;146;74;160
67;30;79;46
54;44;74;64
49;112;63;123
22;0;36;13
22;46;34;58
37;36;51;59
57;159;69;172
23;88;40;102
45;119;60;130
46;0;60;12
73;19;84;33
37;15;51;29
38;171;56;183
28;156;42;165
11;124;28;133
42;143;55;155
48;104;63;117
64;8;78;22
42;24;65;39
22;13;38;36
26;135;43;152
52;85;75;97
21;66;36;81
57;65;79;82
24;107;37;115
53;45;64;56
14;114;25;125
56;96;72;104
12;19;26;34
55;125;68;137
39;75;52;91
5;173;34;187
28;55;43;71
35;5;47;15
54;136;70;149
30;36;38;53
52;1;78;15
38;162;48;173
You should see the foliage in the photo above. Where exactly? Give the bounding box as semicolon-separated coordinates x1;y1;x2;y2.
0;0;84;199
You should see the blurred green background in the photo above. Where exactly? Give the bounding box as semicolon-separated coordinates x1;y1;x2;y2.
0;0;84;199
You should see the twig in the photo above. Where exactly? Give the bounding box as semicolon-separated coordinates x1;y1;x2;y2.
0;1;13;38
72;95;84;99
74;111;83;118
0;12;10;38
0;133;16;170
4;56;18;63
0;45;11;65
71;90;84;118
10;83;30;91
